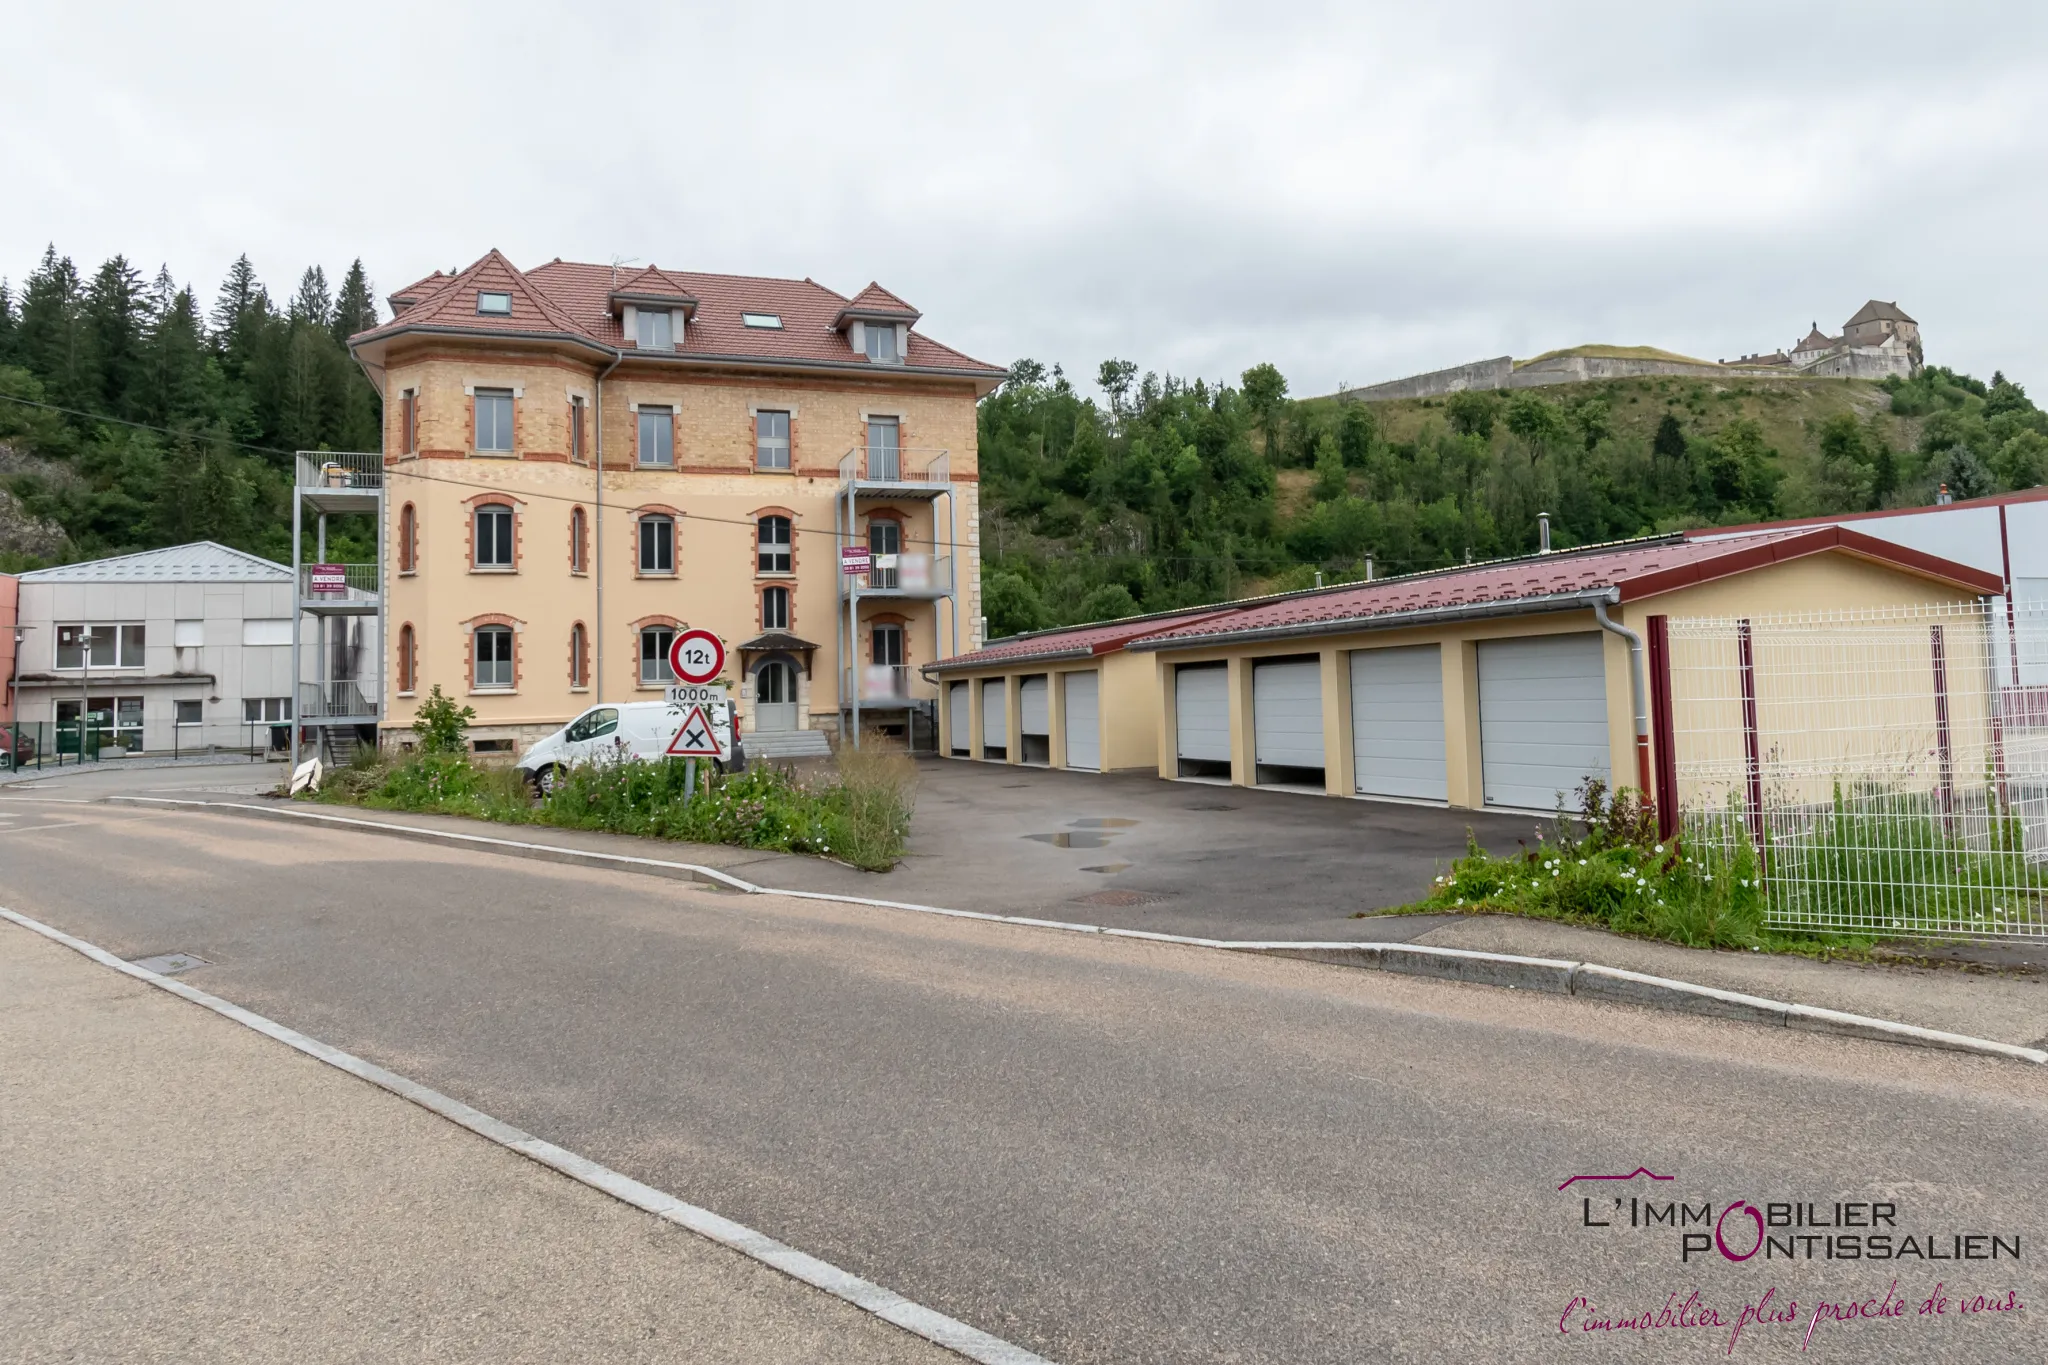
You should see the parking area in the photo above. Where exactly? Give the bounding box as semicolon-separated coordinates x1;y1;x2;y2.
766;757;1539;941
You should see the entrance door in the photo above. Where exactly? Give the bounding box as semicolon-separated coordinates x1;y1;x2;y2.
755;661;798;731
867;416;900;481
868;519;902;589
1252;658;1324;784
1351;644;1447;800
948;681;971;755
1174;664;1230;777
1062;671;1100;770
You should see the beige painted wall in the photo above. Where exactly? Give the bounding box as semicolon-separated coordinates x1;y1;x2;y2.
930;646;1165;771
380;343;981;744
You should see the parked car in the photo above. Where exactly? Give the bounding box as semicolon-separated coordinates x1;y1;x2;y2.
0;724;36;769
516;700;742;795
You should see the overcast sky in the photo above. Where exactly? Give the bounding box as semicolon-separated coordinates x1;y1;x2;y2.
6;2;2045;396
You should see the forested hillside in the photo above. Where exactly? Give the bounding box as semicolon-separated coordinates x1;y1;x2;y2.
975;359;2048;637
0;245;382;570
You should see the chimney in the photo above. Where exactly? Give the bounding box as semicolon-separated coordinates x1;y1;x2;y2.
1538;512;1552;553
1365;554;1375;582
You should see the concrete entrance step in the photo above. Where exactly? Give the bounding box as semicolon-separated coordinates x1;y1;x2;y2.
747;729;833;760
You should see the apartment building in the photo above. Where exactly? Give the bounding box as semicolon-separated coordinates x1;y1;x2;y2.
348;251;1004;753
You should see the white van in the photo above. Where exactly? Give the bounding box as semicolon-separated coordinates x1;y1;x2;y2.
515;700;741;795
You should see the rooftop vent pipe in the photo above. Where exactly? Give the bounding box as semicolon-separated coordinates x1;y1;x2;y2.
1937;483;1953;506
1538;512;1552;553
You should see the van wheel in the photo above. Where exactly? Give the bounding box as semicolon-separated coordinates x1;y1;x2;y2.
530;764;565;798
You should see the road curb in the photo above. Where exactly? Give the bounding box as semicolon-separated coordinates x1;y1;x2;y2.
106;796;2048;1067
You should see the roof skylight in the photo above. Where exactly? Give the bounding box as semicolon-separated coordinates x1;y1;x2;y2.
477;291;512;315
741;312;783;329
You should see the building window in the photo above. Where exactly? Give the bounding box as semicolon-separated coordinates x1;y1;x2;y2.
756;410;791;470
762;585;790;631
175;700;203;726
741;312;783;329
757;515;791;573
873;622;904;667
399;502;417;573
398;623;416;692
570;395;586;462
401;389;418;454
243;697;293;723
637;405;674;467
477;291;512;315
474;503;514;569
475;387;514;452
474;625;514;689
570;623;588;688
639;514;675;574
640;626;676;685
635;309;673;351
55;624;145;669
864;324;899;363
569;505;587;573
866;415;900;480
868;517;901;589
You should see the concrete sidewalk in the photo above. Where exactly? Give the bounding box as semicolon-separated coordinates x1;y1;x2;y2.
0;922;965;1365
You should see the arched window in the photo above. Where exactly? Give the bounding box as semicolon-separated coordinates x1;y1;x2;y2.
474;503;514;569
399;502;417;573
569;623;588;688
639;624;676;684
761;585;790;631
757;515;791;574
638;514;675;575
397;622;416;693
569;505;587;573
473;625;514;689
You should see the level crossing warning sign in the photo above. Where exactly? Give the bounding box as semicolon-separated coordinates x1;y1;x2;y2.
665;703;723;757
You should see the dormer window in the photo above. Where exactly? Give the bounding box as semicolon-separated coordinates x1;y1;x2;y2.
635;308;674;351
742;312;783;329
477;291;512;315
864;324;899;363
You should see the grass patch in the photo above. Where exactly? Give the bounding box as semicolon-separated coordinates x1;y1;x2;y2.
311;744;917;872
1376;780;1874;957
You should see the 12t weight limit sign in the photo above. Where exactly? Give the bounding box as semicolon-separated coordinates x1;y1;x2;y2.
667;628;726;685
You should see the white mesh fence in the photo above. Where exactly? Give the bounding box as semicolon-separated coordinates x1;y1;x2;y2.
1668;600;2048;940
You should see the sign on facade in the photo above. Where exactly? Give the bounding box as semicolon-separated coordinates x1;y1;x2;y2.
309;563;346;594
841;545;872;575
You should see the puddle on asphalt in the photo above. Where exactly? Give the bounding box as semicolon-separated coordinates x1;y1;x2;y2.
1023;832;1120;848
1069;817;1139;829
1081;863;1132;874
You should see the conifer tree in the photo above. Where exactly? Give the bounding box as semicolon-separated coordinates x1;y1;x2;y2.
0;279;17;366
17;246;88;410
84;255;146;417
331;260;378;346
291;266;332;329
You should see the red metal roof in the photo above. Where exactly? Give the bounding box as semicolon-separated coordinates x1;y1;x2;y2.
354;251;1000;379
1689;483;2048;539
925;607;1238;672
1133;526;2001;648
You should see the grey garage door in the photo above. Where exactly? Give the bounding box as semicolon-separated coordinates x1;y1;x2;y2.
1350;644;1446;800
981;678;1008;758
1477;634;1610;810
1174;665;1230;763
1063;671;1101;770
1019;675;1050;736
948;681;970;756
1253;658;1324;772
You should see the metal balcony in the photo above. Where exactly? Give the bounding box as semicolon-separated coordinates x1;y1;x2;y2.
298;680;380;724
294;451;383;514
842;664;913;708
841;553;952;600
298;562;380;614
837;447;951;500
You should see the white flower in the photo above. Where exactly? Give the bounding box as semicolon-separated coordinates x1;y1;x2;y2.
1654;844;1665;855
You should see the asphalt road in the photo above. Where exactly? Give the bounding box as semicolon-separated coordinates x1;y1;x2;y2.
4;797;2044;1363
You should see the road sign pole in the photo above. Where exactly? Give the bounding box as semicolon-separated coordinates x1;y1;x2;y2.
684;757;697;804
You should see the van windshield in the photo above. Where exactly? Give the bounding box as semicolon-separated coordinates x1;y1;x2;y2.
566;707;620;742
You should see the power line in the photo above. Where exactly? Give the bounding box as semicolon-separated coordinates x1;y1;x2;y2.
0;392;297;459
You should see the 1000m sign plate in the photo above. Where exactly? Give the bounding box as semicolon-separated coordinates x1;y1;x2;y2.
664;684;729;707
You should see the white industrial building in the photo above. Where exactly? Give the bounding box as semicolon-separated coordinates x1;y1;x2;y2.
11;542;306;755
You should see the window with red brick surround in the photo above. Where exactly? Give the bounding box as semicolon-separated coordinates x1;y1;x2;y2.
463;613;523;692
629;614;684;687
398;502;418;574
569;505;588;574
464;491;525;571
397;622;417;693
760;584;792;632
569;622;589;688
632;504;682;577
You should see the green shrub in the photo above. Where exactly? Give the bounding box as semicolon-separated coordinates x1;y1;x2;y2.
411;685;475;755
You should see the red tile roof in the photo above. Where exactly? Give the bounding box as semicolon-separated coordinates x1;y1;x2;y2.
353;252;1000;380
924;607;1238;673
1130;526;2001;649
837;282;920;322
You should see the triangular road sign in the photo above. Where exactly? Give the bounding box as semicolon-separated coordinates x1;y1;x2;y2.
666;703;721;757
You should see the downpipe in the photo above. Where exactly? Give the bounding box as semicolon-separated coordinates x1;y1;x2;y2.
1592;591;1654;804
